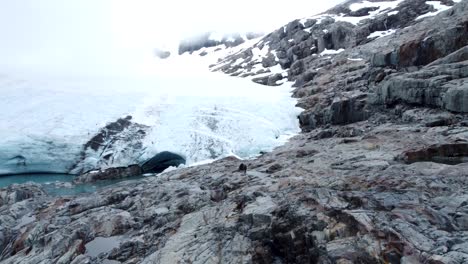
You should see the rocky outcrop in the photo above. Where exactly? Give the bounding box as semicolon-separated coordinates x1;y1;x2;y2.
70;116;149;174
74;164;142;183
371;59;468;112
211;0;468;132
0;183;45;207
2;122;468;263
398;143;468;164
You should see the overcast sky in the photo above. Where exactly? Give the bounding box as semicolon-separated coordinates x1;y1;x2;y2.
0;0;343;72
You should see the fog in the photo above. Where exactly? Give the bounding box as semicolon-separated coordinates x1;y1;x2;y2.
0;0;343;74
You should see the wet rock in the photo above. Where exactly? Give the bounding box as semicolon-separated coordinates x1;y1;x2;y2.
74;165;142;183
0;183;45;206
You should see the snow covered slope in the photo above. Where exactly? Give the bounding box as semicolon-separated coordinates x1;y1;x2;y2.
210;0;464;86
0;49;301;175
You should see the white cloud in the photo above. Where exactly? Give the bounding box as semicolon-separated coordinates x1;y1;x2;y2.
0;0;343;73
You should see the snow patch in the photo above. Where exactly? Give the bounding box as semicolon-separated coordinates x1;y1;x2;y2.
232;58;245;67
320;48;345;56
349;0;404;12
416;1;452;20
308;0;405;26
367;29;396;39
348;58;364;61
251;45;270;62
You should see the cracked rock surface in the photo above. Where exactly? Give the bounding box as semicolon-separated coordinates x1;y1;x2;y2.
1;122;468;263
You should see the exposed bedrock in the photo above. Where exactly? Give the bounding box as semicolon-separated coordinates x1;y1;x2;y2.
398;143;468;165
372;58;468;113
211;0;468;132
2;123;468;263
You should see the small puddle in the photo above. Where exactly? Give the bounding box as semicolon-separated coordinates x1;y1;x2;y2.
85;236;122;258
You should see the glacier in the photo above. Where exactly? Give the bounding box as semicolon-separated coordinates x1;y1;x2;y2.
0;51;302;175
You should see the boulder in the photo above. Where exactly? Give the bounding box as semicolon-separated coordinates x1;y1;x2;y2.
349;7;379;17
329;93;370;125
141;151;186;174
443;82;468;113
261;53;277;68
267;74;284;86
317;22;356;52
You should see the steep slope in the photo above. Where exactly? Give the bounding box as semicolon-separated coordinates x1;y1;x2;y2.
211;0;467;131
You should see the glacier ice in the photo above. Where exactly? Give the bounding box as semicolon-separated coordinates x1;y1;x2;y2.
0;54;301;175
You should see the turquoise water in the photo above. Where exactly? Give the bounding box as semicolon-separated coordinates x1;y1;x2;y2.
0;173;145;196
0;173;74;187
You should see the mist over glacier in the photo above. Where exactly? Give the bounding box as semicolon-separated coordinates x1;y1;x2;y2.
0;0;342;174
